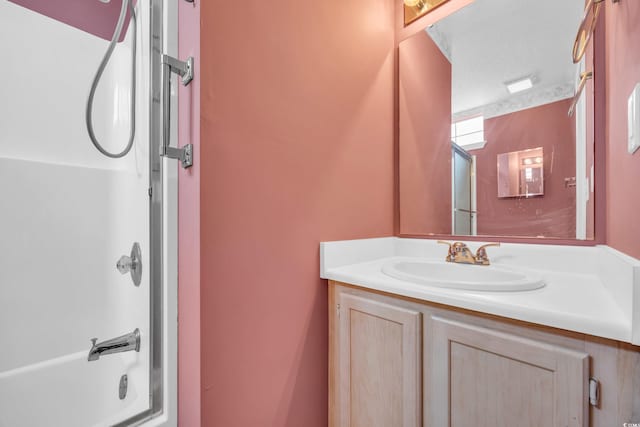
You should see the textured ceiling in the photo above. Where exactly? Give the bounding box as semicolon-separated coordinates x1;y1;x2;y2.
426;0;585;118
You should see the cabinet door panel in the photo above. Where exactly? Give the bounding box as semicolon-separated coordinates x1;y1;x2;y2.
336;293;421;427
450;341;555;426
429;316;589;427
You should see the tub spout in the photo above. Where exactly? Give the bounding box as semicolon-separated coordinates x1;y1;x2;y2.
88;328;140;362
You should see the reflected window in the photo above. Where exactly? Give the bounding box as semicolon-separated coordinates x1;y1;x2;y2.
524;167;533;182
451;116;485;149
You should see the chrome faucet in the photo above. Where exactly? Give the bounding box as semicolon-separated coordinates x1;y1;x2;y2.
88;328;140;362
438;241;501;266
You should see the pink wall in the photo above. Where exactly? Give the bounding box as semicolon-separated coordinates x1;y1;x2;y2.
593;12;607;245
474;100;577;238
175;1;640;425
605;0;640;259
398;31;452;235
198;0;395;425
8;0;133;41
585;35;596;240
178;1;200;426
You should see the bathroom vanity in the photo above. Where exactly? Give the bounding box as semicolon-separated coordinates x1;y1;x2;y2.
325;0;639;423
322;238;640;427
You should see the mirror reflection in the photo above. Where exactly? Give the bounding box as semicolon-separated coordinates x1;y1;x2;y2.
399;0;595;240
497;148;544;198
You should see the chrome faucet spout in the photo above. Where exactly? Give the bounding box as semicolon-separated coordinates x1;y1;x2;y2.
88;328;140;362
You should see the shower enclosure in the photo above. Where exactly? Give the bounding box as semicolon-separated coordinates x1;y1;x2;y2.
0;0;178;425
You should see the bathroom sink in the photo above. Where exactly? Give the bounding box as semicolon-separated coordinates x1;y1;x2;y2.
381;259;545;292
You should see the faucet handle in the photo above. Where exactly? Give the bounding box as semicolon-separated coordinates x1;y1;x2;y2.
475;242;501;265
116;256;134;274
116;242;142;287
437;240;456;262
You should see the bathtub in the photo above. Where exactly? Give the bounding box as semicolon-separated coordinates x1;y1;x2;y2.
0;350;148;427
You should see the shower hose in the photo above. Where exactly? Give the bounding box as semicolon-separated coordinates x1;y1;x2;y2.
85;0;137;158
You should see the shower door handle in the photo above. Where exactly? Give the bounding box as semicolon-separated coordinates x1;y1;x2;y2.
160;54;194;168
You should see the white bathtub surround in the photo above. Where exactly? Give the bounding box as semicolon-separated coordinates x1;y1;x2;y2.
0;1;177;426
320;237;640;345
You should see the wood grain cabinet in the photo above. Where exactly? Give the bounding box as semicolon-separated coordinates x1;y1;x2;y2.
428;316;588;427
330;291;422;427
329;281;640;427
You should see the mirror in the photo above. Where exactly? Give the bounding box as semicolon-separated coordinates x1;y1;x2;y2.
399;0;595;240
497;148;544;198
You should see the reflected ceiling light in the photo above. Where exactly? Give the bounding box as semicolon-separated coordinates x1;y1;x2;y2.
506;77;533;94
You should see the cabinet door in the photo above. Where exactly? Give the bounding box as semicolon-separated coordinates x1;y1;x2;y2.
335;292;422;427
429;316;589;427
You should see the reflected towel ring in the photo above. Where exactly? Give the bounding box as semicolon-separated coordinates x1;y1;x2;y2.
568;71;593;117
572;0;604;64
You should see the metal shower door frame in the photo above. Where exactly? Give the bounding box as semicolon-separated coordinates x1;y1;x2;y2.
114;0;167;425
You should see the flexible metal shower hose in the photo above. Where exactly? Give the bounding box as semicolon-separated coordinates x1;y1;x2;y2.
85;0;137;158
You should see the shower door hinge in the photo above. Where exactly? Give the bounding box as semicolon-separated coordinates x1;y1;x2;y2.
161;55;194;168
163;54;194;86
162;143;193;169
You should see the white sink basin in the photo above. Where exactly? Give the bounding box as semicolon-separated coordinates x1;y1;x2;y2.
381;259;545;292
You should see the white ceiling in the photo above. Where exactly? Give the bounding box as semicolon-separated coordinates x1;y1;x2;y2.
426;0;585;118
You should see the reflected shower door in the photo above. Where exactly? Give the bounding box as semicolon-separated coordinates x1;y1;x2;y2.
452;144;474;236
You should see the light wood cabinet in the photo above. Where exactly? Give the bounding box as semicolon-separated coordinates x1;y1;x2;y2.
330;291;422;427
428;316;588;427
329;281;640;427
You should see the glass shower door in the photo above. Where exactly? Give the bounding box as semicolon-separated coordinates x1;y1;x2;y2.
452;143;474;235
0;0;166;425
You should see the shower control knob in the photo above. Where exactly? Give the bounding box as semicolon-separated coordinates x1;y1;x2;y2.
116;242;142;287
117;255;135;274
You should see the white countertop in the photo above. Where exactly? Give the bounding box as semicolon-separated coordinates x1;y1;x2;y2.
320;237;640;345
